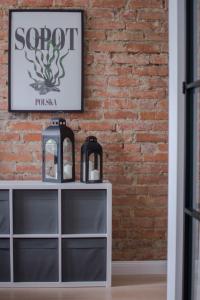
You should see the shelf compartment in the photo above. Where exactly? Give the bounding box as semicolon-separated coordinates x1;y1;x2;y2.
0;191;10;234
62;238;106;282
0;239;10;282
62;190;106;234
13;238;58;282
13;190;58;234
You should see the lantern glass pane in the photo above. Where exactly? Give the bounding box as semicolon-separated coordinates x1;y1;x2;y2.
45;139;58;180
88;153;100;181
63;138;73;180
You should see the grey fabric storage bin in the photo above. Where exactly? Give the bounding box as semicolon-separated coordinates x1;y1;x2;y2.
14;239;58;282
62;238;106;282
13;190;58;234
0;239;10;282
0;191;9;234
62;190;106;234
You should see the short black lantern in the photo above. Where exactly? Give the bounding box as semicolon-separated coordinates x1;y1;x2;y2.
42;118;75;182
81;136;103;183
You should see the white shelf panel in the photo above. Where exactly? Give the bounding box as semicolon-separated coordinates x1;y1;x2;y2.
13;234;59;238
0;181;111;190
0;281;107;288
61;234;107;238
0;235;10;238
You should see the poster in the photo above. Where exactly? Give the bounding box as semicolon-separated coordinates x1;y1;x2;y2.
9;10;83;112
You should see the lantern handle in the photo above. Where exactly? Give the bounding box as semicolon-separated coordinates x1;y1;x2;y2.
86;136;97;142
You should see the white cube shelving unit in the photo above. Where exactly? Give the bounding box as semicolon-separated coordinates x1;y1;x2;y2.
0;181;112;287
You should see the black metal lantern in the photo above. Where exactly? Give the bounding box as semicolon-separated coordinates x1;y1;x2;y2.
81;136;103;183
42;118;75;183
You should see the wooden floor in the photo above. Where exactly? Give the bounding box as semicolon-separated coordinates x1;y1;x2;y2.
0;275;167;300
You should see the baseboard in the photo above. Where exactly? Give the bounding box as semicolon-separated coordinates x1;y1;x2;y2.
112;260;167;275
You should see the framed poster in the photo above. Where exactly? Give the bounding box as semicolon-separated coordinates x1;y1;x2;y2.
8;9;84;112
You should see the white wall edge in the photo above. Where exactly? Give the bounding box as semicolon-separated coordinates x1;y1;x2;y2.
112;261;167;275
168;0;186;300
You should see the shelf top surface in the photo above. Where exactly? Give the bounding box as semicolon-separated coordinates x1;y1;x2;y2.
0;180;112;190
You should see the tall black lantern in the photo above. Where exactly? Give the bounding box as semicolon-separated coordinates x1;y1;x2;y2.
81;136;103;183
42;118;75;183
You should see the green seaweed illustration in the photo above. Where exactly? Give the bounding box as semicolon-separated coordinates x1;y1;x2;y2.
25;40;69;95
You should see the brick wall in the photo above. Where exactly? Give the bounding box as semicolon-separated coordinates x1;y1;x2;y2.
0;0;168;260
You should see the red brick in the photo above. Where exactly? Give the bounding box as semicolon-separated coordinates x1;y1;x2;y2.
91;0;126;8
157;99;168;109
104;111;137;120
96;87;129;98
108;76;139;87
0;152;32;162
0;133;20;141
158;143;168;152
86;76;107;87
55;0;89;6
89;41;125;53
137;175;167;185
70;112;102;120
0;101;8;110
128;164;168;176
138;11;167;21
85;30;106;40
104;99;137;110
152;121;168;131
132;90;166;99
112;53;149;65
147;78;167;88
133;65;168;76
127;43;160;53
107;31;143;41
143;153;168;162
22;174;41;180
94;53;112;64
85;100;102;110
9;122;42;131
135;207;167;218
122;11;137;20
88;19;125;30
126;21;158;31
87;9;114;19
128;0;163;8
0;163;14;173
0;54;7;64
145;32;168;42
0;0;17;4
16;165;41;174
118;121;152;131
140;111;167;120
123;144;141;152
85;54;94;65
18;0;53;6
104;165;124;174
23;134;41;142
141;143;157;154
136;133;167;143
80;122;115;131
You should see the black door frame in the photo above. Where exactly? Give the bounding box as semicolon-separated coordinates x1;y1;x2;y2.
184;1;200;299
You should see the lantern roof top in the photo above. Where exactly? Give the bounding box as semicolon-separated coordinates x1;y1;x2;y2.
42;118;74;138
81;135;102;153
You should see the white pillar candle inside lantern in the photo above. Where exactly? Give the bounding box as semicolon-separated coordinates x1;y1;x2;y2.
64;164;72;179
90;169;100;181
